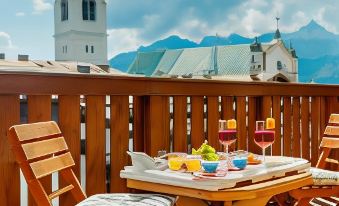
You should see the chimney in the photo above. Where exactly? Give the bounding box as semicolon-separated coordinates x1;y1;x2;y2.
77;65;91;73
18;54;29;61
0;53;4;60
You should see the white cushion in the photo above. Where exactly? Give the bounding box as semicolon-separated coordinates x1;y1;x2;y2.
76;193;176;206
311;168;339;186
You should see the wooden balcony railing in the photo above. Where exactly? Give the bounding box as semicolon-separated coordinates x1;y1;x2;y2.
0;72;338;206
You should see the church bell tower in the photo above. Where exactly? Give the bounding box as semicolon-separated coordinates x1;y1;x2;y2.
54;0;107;66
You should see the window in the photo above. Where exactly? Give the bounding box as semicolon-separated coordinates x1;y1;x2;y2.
85;45;89;53
91;46;94;53
258;65;261;69
83;0;96;21
61;0;68;21
89;1;96;20
251;55;255;63
62;46;67;53
82;0;88;20
277;61;282;70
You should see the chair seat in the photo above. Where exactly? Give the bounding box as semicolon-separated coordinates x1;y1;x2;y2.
76;193;176;206
311;168;339;186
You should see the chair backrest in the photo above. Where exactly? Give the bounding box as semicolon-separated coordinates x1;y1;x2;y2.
8;121;86;206
316;114;339;170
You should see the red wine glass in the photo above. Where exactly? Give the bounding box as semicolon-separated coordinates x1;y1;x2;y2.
254;121;275;162
218;120;237;155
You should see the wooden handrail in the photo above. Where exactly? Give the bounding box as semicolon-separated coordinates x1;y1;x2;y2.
0;72;338;96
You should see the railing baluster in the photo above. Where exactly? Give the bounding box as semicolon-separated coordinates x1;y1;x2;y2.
311;96;321;166
110;95;129;193
272;96;282;155
207;96;220;150
221;96;234;119
221;96;236;152
58;95;81;205
191;96;205;149
301;96;310;160
133;96;145;152
144;96;170;157
0;95;20;206
27;95;52;206
248;97;259;154
283;96;292;156
236;97;247;151
262;96;272;119
85;95;106;195
319;97;327;145
292;97;301;158
259;96;273;154
173;96;188;153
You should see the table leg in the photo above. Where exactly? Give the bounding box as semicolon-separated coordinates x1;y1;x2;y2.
295;198;312;206
224;201;232;206
175;196;209;206
231;196;271;206
274;193;290;206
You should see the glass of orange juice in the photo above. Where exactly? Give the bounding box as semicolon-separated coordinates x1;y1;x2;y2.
185;159;201;172
168;157;185;171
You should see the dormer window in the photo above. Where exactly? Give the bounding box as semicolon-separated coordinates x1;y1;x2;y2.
61;0;68;21
82;0;96;21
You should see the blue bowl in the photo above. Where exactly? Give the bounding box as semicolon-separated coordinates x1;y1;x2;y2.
232;158;247;169
201;161;219;173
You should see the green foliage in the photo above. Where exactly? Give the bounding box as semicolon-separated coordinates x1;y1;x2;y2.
192;140;219;161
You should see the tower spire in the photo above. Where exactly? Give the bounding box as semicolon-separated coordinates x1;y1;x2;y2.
273;16;281;40
289;40;297;58
276;16;280;30
289;40;293;49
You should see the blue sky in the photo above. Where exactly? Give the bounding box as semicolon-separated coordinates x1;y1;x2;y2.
1;0;338;60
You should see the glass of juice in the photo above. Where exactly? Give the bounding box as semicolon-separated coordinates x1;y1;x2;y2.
254;120;275;162
218;119;237;155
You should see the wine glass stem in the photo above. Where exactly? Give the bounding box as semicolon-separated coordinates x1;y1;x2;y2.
225;145;229;170
262;147;265;162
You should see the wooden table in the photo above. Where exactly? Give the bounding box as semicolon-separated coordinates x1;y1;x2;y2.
122;155;313;205
127;172;313;206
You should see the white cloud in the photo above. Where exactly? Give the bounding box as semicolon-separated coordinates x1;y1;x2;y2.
167;19;210;42
314;7;338;34
316;64;339;79
0;32;14;50
106;0;339;57
15;12;25;17
32;0;53;14
107;28;150;57
222;1;287;37
286;11;309;32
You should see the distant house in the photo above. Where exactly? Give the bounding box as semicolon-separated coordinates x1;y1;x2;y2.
128;20;298;82
0;56;126;75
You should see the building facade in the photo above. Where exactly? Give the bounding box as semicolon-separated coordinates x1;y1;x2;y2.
249;27;298;82
54;0;108;66
128;19;298;82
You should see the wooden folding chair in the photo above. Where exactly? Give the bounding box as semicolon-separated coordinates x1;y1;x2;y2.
288;114;339;205
8;121;175;206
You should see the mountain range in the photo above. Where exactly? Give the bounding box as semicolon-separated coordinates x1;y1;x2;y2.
109;20;339;84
